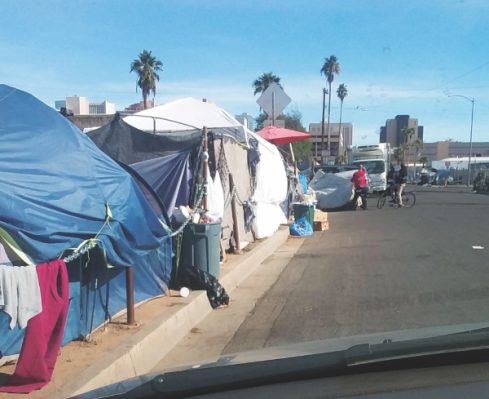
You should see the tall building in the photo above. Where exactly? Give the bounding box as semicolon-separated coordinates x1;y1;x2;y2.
380;115;423;147
308;122;353;162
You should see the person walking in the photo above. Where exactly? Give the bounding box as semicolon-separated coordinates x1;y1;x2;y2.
351;164;368;210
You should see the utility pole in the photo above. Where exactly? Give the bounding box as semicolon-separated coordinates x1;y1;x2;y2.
447;94;475;187
320;88;327;164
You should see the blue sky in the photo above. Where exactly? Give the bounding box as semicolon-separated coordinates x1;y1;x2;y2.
1;0;488;145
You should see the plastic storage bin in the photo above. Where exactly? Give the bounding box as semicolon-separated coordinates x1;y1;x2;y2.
293;203;315;227
181;222;221;279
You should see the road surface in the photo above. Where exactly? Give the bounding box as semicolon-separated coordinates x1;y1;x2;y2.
154;186;489;370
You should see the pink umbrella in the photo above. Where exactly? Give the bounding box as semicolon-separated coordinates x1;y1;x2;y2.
256;125;311;145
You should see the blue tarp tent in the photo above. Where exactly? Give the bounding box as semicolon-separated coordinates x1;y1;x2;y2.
0;85;172;356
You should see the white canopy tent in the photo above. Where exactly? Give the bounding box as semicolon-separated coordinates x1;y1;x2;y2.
123;97;249;145
248;131;288;238
124;97;288;240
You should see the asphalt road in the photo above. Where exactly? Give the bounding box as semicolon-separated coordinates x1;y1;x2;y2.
223;186;489;354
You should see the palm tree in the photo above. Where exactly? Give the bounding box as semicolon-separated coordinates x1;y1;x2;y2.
130;50;163;109
252;72;282;96
400;127;415;164
419;156;428;168
393;147;405;164
336;83;348;158
320;55;340;159
413;138;423;180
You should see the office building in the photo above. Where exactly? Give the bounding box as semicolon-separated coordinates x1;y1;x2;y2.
308;122;353;161
380;115;423;147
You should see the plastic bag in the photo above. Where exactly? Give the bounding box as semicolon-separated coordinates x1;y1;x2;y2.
178;266;230;309
289;215;313;237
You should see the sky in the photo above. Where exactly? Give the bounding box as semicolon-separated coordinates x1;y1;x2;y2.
1;0;489;145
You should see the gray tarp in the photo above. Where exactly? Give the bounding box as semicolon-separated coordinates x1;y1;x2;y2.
310;170;355;210
214;136;254;249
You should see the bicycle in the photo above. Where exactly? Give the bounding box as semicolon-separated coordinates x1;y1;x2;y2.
377;184;416;209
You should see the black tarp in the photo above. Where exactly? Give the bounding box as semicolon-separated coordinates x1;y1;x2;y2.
88;114;202;164
88;115;203;215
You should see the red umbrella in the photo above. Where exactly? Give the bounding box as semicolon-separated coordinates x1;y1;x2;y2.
256;125;311;145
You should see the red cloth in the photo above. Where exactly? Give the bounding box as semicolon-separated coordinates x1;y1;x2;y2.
0;259;69;393
352;169;367;188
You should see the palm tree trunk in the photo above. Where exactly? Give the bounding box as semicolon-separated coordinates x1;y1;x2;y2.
143;93;148;110
413;149;417;181
320;89;326;162
338;99;343;162
326;81;332;157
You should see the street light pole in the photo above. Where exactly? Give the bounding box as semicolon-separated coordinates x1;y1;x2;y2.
447;94;475;187
320;88;327;164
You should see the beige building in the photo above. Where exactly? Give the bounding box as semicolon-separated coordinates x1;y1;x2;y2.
65;96;89;115
308;122;353;162
57;96;115;116
421;141;489;163
89;101;116;115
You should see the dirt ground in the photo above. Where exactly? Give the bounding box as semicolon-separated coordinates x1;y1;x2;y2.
0;291;188;399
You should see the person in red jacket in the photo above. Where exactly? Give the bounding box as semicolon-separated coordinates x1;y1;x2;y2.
351;164;368;210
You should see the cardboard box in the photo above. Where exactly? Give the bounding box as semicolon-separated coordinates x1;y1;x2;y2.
314;210;328;222
313;220;329;231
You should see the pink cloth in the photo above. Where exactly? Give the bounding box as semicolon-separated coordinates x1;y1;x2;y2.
0;259;69;393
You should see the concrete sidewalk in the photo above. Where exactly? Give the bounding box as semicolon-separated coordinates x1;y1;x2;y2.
0;226;290;399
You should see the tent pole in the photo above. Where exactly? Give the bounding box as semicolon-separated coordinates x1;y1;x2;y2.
202;126;208;210
229;173;241;254
290;142;297;176
126;267;135;325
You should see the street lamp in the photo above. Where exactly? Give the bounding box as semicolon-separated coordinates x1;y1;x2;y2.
447;94;475;187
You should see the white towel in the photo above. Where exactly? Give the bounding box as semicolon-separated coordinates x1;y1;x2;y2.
0;265;42;329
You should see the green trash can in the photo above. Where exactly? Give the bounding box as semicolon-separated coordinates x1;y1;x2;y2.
181;222;221;279
293;203;315;227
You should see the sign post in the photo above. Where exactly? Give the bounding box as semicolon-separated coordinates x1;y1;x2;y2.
257;83;291;125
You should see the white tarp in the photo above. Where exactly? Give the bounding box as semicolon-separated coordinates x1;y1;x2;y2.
249;131;288;238
123;97;248;144
206;169;225;220
310;170;355;210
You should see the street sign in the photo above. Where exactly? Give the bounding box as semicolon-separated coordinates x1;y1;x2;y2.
257;82;291;120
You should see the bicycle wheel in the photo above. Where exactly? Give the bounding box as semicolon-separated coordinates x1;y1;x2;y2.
377;193;387;209
401;192;416;208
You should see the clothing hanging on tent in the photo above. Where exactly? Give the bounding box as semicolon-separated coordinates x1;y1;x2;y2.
0;259;69;394
0;264;42;329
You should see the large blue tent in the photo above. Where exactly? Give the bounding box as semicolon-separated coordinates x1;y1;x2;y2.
0;85;172;355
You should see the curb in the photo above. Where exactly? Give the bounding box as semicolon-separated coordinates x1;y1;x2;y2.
58;226;290;398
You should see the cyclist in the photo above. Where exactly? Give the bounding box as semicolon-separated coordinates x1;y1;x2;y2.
396;162;408;207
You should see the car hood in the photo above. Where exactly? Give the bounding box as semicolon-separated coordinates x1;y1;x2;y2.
71;321;489;399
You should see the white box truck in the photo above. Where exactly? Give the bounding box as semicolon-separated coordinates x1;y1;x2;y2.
349;143;391;193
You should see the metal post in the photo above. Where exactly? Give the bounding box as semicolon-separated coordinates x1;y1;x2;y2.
272;92;275;126
126;267;135;325
202;126;208;210
228;173;241;254
468;99;474;187
320;88;326;163
447;94;475;187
